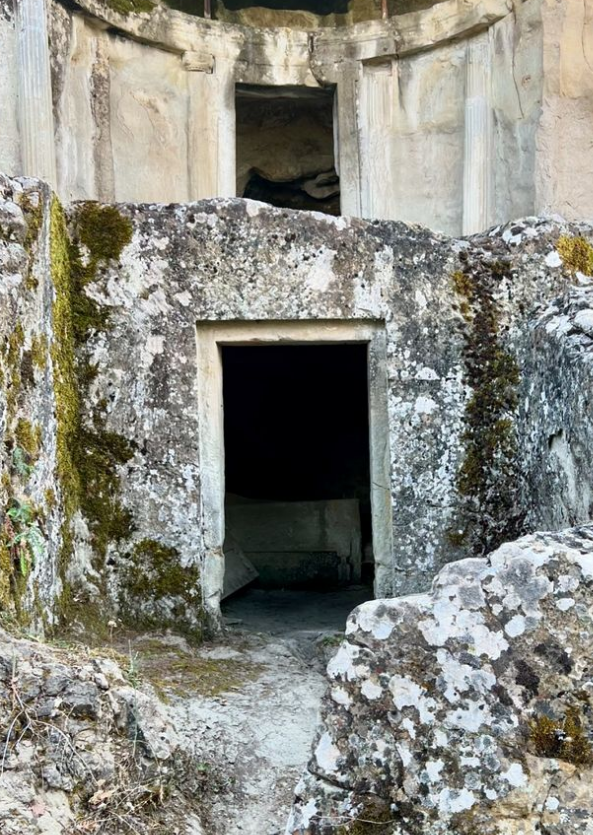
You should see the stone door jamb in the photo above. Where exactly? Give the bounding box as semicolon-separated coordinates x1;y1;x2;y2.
195;319;393;629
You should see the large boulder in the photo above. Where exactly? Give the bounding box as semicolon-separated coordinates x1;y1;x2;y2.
287;526;593;834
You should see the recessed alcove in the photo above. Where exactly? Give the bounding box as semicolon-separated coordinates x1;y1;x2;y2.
223;0;349;11
236;84;340;215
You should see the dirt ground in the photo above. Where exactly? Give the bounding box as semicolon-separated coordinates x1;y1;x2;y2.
134;587;370;834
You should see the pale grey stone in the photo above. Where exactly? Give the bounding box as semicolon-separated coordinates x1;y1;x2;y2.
288;526;593;834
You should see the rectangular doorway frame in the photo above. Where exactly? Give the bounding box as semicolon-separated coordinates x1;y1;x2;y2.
195;320;393;627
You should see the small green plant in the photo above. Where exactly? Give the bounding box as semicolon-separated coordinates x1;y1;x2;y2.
126;641;143;689
12;447;34;480
5;500;43;577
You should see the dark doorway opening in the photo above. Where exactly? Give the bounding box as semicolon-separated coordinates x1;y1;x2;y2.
222;344;372;601
236;85;340;215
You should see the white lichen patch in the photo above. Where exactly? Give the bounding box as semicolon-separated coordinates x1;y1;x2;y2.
331;687;352;707
556;597;576;611
389;675;436;724
437;787;476;814
424;759;444;783
504;614;527;638
545;250;563;268
419;604;509;660
396;742;413;767
327;642;362;682
436;649;496;702
501;763;527;788
314;733;342;775
348;602;396;640
361;679;383;701
414;395;438;416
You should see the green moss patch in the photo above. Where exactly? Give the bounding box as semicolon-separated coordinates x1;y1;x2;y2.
21;192;44;290
44;488;56;510
134;637;264;699
21;193;43;252
0;227;47;624
14;419;41;462
49;199;136;631
77;429;135;556
0;197;135;632
0;537;12;614
50;200;204;641
450;255;524;554
449;810;494;835
69;203;132;341
31;334;48;371
50;198;82;527
337;796;393;834
4;322;24;421
76;203;133;262
120;540;202;640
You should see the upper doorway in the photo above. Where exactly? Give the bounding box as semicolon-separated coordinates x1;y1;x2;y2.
235;84;340;215
223;0;349;12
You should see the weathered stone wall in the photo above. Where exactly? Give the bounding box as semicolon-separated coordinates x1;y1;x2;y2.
50;9;195;204
72;199;470;628
0;175;63;629
68;199;590;632
491;1;543;225
359;42;466;232
514;249;593;532
2;175;593;638
288;525;593;834
536;0;593;220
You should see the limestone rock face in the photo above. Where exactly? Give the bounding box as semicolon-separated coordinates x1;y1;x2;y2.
0;628;204;835
287;526;593;834
0;174;65;626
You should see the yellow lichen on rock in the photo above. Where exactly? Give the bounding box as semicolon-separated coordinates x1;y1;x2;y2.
557;235;593;275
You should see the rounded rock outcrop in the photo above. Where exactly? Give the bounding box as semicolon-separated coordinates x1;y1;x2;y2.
288;526;593;834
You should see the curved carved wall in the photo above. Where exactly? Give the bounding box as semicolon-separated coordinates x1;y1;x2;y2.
1;0;593;234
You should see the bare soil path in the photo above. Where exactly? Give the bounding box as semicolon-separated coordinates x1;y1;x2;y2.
133;588;369;834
